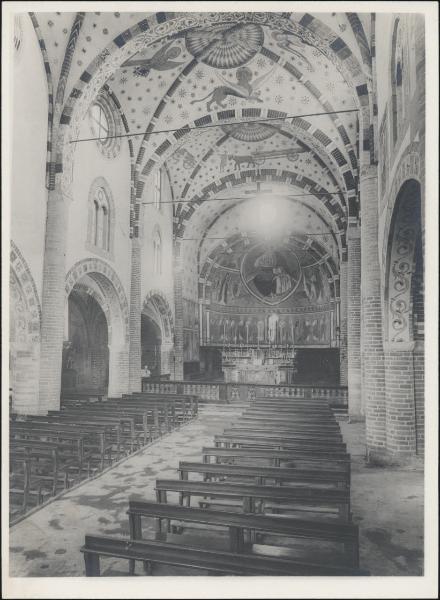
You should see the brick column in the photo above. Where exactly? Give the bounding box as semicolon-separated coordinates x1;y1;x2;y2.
339;257;348;386
347;227;362;418
38;184;66;414
128;236;142;392
384;342;416;457
413;340;424;456
360;164;386;459
173;245;184;380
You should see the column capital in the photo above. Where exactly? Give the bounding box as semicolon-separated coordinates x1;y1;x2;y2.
347;226;361;240
360;163;378;181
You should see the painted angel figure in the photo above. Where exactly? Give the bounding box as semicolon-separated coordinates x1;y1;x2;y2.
122;40;185;77
271;30;315;72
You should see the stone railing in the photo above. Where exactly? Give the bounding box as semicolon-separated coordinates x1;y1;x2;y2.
142;380;348;407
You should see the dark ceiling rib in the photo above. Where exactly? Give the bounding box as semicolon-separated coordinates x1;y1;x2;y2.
142;192;345;206
69;109;359;143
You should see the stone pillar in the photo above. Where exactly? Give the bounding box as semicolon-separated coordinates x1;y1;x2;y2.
109;343;130;397
339;258;348;386
384;342;416;457
38;183;66;414
360;164;386;459
347;227;362;418
128;237;142;392
173;245;184;380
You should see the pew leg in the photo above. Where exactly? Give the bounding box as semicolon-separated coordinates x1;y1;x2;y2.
339;504;350;522
229;527;244;553
129;514;142;575
344;542;359;568
143;560;153;575
84;552;100;576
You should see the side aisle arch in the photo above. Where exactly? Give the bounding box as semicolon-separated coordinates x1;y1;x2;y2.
10;242;41;414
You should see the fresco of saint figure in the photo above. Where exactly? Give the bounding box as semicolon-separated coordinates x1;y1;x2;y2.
241;244;301;306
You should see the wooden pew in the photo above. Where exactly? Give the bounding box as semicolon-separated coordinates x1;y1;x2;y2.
178;462;350;488
154;479;351;521
126;500;360;567
201;446;350;469
236;416;341;432
10;422;96;478
81;535;368;576
228;426;343;443
50;408;141;455
22;416;114;469
214;433;347;453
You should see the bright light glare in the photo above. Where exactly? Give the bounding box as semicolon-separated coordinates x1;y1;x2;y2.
250;196;291;238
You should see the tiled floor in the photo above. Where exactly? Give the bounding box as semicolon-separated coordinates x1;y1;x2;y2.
8;404;424;577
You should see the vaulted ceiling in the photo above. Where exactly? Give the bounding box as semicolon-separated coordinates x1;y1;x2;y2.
29;11;373;296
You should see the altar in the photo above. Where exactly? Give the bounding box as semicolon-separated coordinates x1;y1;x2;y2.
221;347;297;385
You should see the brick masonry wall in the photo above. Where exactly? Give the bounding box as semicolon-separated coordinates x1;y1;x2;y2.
173;248;184;379
360;166;387;455
38;187;67;414
413;342;424;456
347;228;362;417
339;259;348;386
384;344;416;455
128;238;142;392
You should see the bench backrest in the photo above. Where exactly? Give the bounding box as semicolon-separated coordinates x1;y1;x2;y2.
178;461;350;484
81;535;367;576
127;500;358;542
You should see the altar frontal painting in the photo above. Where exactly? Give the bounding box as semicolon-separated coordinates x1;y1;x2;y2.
240;244;302;306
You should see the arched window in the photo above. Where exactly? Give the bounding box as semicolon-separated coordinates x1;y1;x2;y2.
154;170;161;210
87;178;114;259
153;229;162;275
88;90;122;158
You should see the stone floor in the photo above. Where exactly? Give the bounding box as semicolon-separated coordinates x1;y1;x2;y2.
8;404;424;577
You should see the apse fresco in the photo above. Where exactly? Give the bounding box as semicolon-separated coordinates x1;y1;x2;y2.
205;309;333;346
207;256;332;308
240;243;302;306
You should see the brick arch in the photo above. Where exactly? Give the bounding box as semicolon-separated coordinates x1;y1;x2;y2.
65;258;129;344
137;109;354;218
384;178;422;343
142;290;174;343
58;12;370;198
174;170;347;254
10;241;41;342
196;194;342;267
28;13;54;190
381;143;422;274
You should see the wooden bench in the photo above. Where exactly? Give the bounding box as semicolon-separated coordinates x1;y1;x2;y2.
237;415;340;431
126;500;360;566
215;433;347;453
81;535;368;576
155;479;351;520
23;416;114;469
201;446;350;468
248;404;333;415
178;462;350;488
228;425;343;443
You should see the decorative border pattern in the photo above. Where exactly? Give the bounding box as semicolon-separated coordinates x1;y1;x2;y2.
10;241;41;343
142;289;174;342
65;258;130;343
